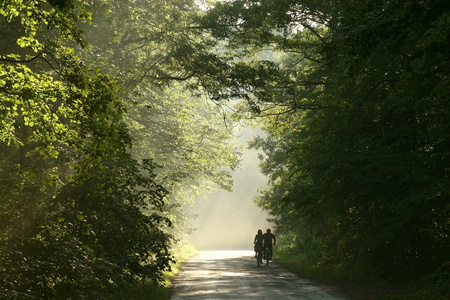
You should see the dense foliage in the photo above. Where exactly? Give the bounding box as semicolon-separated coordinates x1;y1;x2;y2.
0;0;239;299
1;0;449;298
199;0;450;290
0;1;172;298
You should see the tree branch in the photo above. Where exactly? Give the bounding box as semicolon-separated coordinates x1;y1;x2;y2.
0;52;46;63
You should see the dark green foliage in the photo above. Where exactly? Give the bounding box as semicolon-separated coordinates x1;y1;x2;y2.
1;1;175;298
201;0;450;287
0;157;173;299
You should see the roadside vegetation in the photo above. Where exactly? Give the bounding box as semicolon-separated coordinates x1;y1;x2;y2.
276;238;448;300
107;243;196;300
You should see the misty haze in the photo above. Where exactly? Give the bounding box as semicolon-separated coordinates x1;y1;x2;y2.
188;127;272;250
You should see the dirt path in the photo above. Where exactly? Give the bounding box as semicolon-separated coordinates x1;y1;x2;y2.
170;250;349;300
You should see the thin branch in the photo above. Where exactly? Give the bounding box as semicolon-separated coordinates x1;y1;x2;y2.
0;52;46;63
279;81;327;87
142;73;197;82
300;22;327;45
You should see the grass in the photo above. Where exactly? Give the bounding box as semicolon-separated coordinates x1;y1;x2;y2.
164;243;197;284
163;242;198;299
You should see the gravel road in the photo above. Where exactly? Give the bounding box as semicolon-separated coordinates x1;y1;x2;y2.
170;250;349;300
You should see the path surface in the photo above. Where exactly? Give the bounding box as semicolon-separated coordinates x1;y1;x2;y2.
170;250;349;300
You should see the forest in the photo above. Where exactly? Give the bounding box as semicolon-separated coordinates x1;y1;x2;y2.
0;0;448;299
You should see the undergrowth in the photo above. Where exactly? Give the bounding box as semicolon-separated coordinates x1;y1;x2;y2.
107;243;197;300
275;244;449;300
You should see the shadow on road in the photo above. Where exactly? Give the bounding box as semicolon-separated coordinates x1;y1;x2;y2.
170;250;348;300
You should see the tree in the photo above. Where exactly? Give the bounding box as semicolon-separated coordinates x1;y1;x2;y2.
1;1;175;298
76;0;242;242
